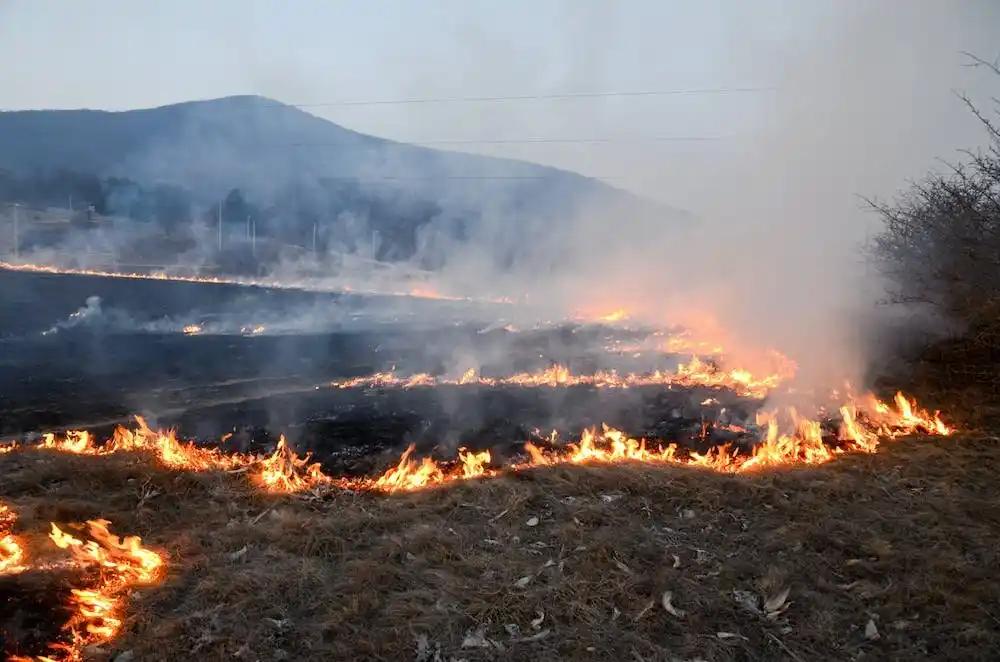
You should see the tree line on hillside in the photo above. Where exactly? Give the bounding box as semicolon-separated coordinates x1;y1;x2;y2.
0;167;447;262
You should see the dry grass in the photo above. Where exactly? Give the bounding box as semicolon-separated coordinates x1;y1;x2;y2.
3;436;1000;661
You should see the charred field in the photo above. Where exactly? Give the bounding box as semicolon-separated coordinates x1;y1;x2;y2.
0;268;757;467
2;268;999;661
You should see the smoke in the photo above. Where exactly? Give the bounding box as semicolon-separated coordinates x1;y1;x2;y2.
37;292;527;340
7;1;1000;405
406;1;1000;395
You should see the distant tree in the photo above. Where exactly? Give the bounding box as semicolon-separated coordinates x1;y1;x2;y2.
150;184;192;229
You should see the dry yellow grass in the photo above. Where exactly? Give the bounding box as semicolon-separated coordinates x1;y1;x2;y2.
2;433;1000;661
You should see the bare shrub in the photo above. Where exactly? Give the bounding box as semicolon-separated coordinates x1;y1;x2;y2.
867;55;1000;326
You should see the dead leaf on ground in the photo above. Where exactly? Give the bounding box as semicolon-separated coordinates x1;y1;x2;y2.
514;575;533;588
716;632;747;641
661;591;687;618
764;587;791;618
461;627;491;649
530;610;545;629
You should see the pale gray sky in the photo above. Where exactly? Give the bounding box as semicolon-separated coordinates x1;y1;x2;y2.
0;0;997;209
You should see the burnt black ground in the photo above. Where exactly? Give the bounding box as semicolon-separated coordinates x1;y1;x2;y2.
0;268;751;471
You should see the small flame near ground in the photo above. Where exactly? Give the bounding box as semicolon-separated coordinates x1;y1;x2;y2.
0;502;163;662
330;357;794;399
0;261;493;303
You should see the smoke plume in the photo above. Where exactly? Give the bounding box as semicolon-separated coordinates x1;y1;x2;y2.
414;1;1000;393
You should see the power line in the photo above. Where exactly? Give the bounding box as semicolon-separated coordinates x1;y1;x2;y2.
275;135;726;148
270;86;777;109
285;175;640;183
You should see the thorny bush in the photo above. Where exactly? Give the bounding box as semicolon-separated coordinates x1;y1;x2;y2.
868;56;1000;326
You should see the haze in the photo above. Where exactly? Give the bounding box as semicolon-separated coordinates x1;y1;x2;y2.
2;0;998;388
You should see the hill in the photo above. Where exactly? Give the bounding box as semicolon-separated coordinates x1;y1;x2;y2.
0;96;692;269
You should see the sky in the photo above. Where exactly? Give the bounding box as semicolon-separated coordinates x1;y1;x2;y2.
1;0;997;210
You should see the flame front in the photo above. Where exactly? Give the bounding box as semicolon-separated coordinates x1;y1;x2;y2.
0;261;493;303
0;386;952;657
0;502;26;574
39;416;249;471
19;387;951;499
330;357;786;398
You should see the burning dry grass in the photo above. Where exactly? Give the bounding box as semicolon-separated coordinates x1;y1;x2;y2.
330;357;795;400
1;432;999;661
0;387;964;660
0;262;473;303
3;388;951;497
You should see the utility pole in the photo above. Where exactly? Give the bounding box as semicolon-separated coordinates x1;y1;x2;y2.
12;203;19;260
251;218;256;259
313;220;318;254
217;201;223;252
371;230;376;262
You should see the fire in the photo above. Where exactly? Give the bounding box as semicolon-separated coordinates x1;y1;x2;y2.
661;335;725;355
15;386;950;501
407;284;449;300
182;324;202;335
0;261;494;304
243;389;948;493
0;389;950;655
522;390;949;474
599;309;628;323
255;435;330;492
352;445;495;493
0;502;25;574
37;416;249;471
330;358;785;398
0;260;259;288
44;520;163;656
0;500;163;660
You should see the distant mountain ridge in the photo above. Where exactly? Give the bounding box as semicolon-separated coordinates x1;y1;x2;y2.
0;96;692;269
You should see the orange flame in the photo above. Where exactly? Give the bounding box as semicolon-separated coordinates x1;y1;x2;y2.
0;502;26;574
15;388;951;500
255;435;330;492
37;416;250;471
0;502;163;661
352;445;495;493
0;387;952;656
0;261;497;303
330;358;786;398
45;519;163;654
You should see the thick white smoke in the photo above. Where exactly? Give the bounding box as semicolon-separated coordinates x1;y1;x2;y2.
416;1;1000;392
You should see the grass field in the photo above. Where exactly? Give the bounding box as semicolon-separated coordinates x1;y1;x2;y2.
3;429;998;661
